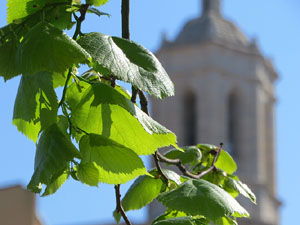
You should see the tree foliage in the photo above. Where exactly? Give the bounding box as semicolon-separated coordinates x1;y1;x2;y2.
0;0;256;224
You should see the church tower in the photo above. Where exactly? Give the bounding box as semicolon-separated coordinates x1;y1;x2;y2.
150;0;280;224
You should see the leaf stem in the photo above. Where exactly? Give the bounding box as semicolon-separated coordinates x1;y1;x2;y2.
58;70;72;108
138;90;149;115
75;74;94;84
114;184;132;225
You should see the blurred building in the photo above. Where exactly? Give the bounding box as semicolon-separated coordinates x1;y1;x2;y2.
0;185;43;225
151;0;280;225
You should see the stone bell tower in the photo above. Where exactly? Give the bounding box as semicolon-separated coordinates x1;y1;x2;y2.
150;0;280;224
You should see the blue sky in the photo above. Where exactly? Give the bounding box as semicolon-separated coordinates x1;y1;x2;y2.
0;0;299;225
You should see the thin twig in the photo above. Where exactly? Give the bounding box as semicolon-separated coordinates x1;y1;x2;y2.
131;86;138;103
116;2;133;224
152;152;169;183
72;4;89;39
157;143;223;179
59;4;90;108
115;185;132;225
110;76;116;87
138;90;149;115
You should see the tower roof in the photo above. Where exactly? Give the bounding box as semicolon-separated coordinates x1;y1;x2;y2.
165;0;249;48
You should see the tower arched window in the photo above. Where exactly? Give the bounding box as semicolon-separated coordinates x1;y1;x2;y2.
227;90;240;156
183;91;197;146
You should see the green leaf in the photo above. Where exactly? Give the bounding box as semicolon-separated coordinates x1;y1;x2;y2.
16;21;90;75
121;173;164;210
13;72;58;142
197;144;237;174
152;211;188;225
86;0;109;6
202;170;226;186
224;176;256;204
66;82;177;155
87;7;110;17
27;123;81;193
215;150;237;174
77;162;100;186
113;210;121;224
46;4;74;30
77;32;174;99
152;217;199;225
165;146;202;165
157;179;249;220
0;40;20;81
215;217;237;225
79;134;147;184
42;171;69;197
52;71;71;89
162;169;181;185
7;0;45;24
113;168;181;223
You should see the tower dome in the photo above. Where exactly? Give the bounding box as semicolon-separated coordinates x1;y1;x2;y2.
166;0;249;48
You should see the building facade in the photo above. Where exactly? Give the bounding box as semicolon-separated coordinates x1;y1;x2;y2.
150;0;280;225
0;185;43;225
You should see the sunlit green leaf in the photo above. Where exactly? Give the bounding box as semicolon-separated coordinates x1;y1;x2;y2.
215;150;237;174
42;171;69;197
121;173;163;209
78;32;174;99
16;22;90;74
7;0;45;24
152;217;203;225
157;179;249;220
27;123;81;193
66;82;177;155
152;211;188;225
79;134;147;184
13;72;58;142
215;216;237;225
86;0;109;7
77;162;100;186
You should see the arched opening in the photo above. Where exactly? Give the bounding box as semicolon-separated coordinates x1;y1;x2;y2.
227;90;240;157
183;91;197;146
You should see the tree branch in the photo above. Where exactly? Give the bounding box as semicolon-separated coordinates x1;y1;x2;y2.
72;4;89;39
112;3;133;225
152;152;169;183
114;184;132;225
121;0;130;40
157;143;223;179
